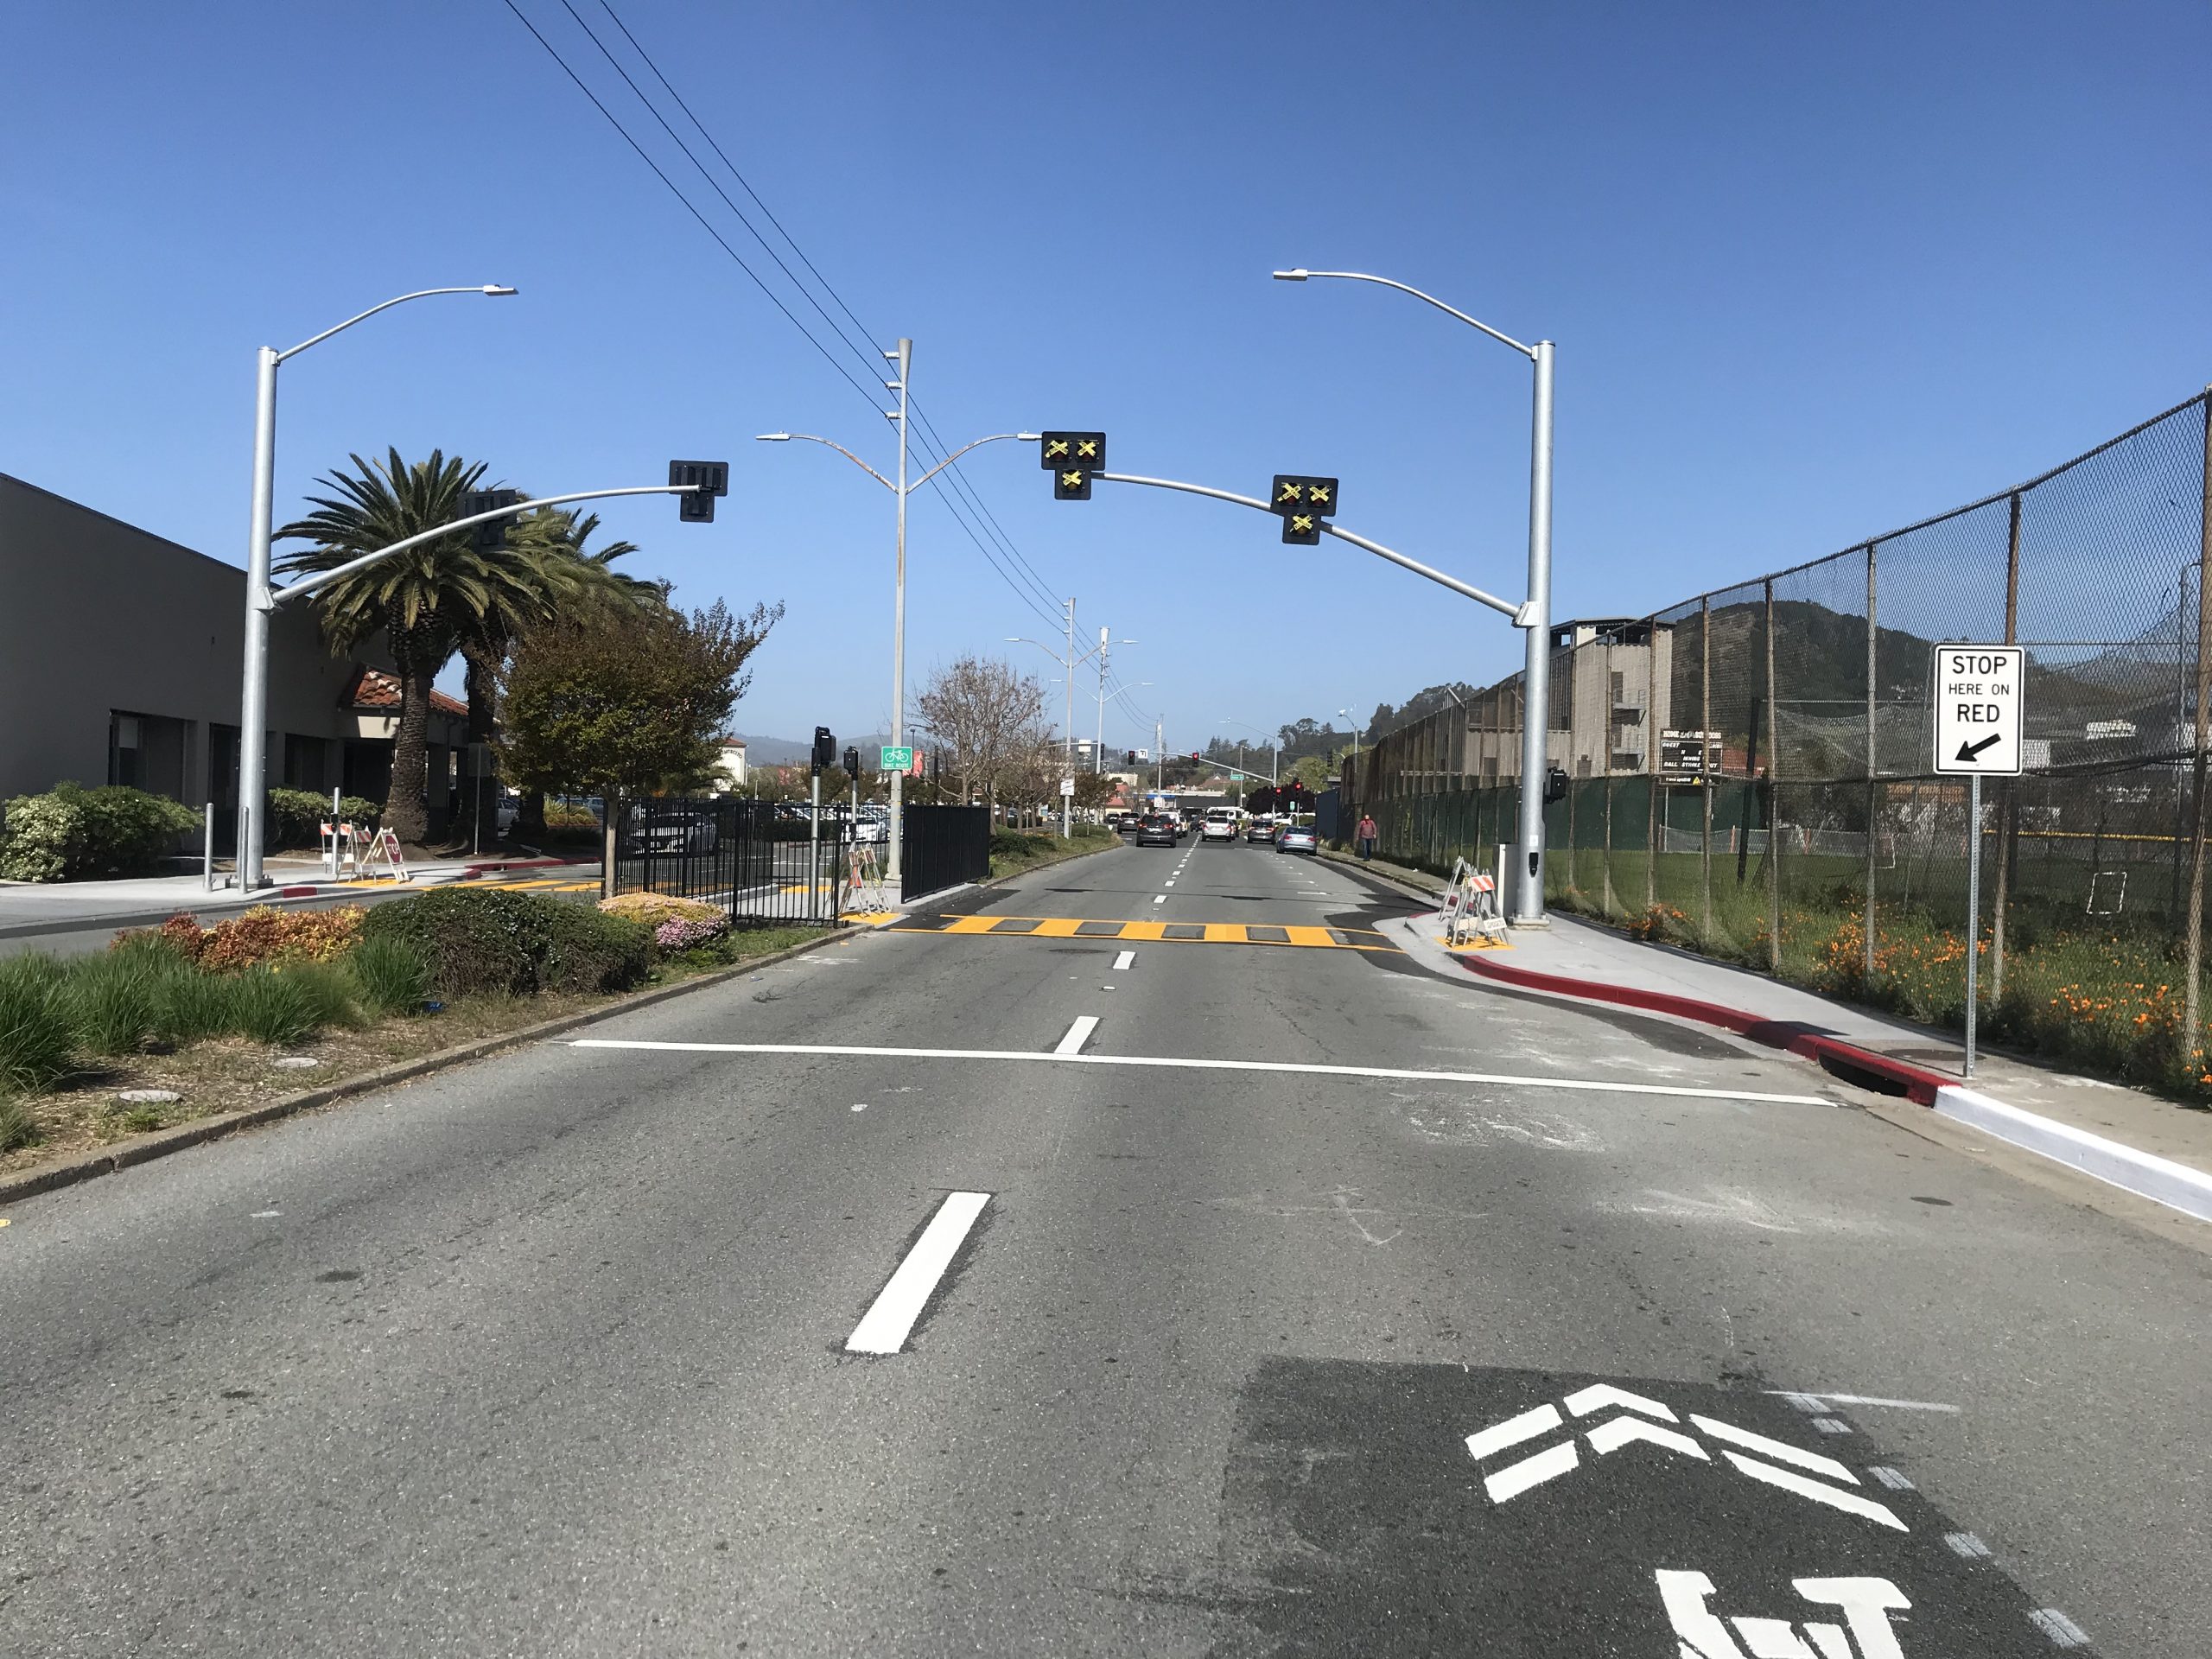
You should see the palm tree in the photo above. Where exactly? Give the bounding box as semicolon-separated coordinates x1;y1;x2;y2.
454;505;656;841
276;448;537;847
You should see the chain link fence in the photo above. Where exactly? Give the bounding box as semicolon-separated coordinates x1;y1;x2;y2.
1348;392;2212;1096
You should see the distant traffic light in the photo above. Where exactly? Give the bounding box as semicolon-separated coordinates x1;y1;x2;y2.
1041;432;1104;500
1270;474;1340;545
1125;750;1137;766
811;726;836;775
842;746;861;779
460;488;522;550
669;460;729;522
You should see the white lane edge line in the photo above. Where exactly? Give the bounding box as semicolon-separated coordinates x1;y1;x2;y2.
1152;895;1166;906
1112;950;1136;971
843;1191;991;1355
1765;1391;1961;1414
567;1040;1833;1106
1054;1014;1100;1055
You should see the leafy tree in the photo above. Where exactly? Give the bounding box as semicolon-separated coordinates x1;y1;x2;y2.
1071;772;1117;811
496;598;783;804
457;505;657;840
277;448;540;845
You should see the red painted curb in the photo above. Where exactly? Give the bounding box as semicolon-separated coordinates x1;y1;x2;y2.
275;885;321;898
461;855;592;871
1460;954;1952;1106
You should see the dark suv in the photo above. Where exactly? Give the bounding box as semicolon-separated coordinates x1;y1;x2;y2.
1134;813;1179;848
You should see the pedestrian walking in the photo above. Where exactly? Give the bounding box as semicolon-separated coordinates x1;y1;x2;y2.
1356;812;1378;863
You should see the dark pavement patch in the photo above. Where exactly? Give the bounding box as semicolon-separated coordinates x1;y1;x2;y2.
1208;1358;2083;1657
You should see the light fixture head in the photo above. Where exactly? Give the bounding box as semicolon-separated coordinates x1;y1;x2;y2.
482;284;518;296
1016;431;1042;442
754;433;791;442
1271;269;1309;282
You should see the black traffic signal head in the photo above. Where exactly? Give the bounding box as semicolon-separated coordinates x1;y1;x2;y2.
670;460;730;523
1125;750;1137;766
1543;765;1570;804
811;726;836;773
460;488;522;550
1041;432;1104;500
1271;474;1340;545
842;746;861;779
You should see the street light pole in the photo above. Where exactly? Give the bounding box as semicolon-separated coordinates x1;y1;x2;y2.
757;360;1037;888
889;339;912;884
1006;616;1134;834
236;284;515;890
1218;717;1280;787
1276;266;1555;925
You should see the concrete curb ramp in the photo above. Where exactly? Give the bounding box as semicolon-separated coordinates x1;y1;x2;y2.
1459;950;2212;1224
1460;954;1954;1104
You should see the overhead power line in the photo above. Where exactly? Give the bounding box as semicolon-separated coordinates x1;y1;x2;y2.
501;0;1067;629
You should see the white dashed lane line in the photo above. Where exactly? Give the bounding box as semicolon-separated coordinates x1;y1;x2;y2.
1053;1015;1100;1055
843;1191;991;1355
1112;950;1135;971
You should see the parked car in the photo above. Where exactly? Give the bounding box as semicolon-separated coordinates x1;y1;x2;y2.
1134;813;1179;848
626;804;718;856
1275;823;1319;855
1246;815;1278;843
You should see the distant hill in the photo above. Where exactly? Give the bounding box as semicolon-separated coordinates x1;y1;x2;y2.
726;732;896;766
722;733;812;765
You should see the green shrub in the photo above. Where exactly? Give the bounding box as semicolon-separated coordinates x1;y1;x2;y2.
0;783;202;881
359;887;543;997
0;957;77;1089
989;829;1038;857
0;1094;41;1154
264;789;379;850
359;886;648;998
539;905;652;994
346;935;434;1017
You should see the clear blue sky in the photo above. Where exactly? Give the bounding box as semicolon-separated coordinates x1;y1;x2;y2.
5;1;2206;753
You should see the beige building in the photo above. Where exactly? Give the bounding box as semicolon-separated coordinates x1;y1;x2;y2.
1548;617;1675;778
0;473;467;842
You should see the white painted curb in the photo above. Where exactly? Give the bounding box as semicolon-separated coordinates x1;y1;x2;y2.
1933;1085;2212;1222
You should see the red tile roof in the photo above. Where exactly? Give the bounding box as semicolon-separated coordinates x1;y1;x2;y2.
342;665;467;719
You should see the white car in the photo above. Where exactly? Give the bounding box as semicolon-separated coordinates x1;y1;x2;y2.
1201;810;1239;842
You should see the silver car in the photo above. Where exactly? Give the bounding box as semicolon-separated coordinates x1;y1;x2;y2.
1275;824;1319;855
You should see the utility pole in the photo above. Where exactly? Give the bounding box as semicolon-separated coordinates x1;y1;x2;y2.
1094;624;1110;772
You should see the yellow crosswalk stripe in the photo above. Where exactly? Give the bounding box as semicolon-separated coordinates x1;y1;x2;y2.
904;916;1395;950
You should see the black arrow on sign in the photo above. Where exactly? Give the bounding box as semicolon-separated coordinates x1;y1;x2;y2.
1955;734;2002;763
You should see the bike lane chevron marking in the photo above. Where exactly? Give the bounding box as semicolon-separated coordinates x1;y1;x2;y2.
1216;1362;2088;1656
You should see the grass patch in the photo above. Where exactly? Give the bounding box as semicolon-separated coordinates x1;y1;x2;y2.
0;957;78;1091
988;825;1116;880
0;1094;42;1154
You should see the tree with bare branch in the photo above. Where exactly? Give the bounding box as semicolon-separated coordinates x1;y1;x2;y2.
914;656;1048;808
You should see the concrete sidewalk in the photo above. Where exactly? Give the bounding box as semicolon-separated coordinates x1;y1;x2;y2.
0;853;598;941
1327;844;2212;1220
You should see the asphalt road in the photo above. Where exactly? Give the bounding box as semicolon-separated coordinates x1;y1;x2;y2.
3;836;2205;1656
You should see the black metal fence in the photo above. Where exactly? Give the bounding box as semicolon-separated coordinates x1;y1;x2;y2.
611;797;849;926
901;804;990;901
